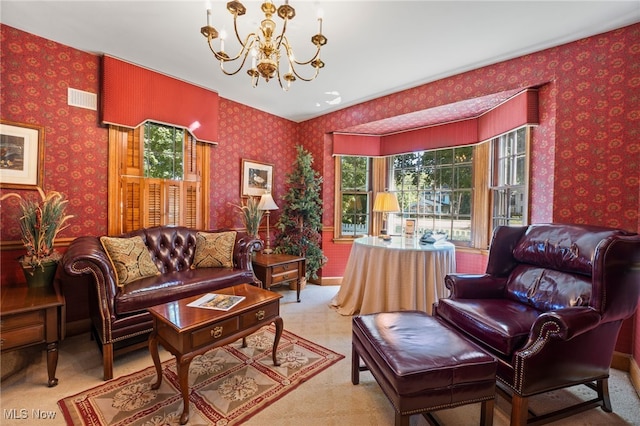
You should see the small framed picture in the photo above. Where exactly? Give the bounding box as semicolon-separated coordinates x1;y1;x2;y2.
0;120;44;189
241;159;274;197
405;219;416;236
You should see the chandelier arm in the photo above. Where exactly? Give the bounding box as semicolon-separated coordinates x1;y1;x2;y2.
280;35;321;66
292;49;321;66
289;63;320;82
276;67;286;91
274;18;289;51
232;12;246;46
215;47;254;76
282;53;320;82
210;34;257;63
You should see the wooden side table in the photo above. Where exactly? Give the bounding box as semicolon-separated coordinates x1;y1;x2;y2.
253;252;306;302
0;282;65;387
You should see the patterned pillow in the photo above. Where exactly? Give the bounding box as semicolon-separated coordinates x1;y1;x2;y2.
100;236;160;287
192;231;237;269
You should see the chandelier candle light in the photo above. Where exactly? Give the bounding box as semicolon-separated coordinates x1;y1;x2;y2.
201;0;327;90
258;191;279;254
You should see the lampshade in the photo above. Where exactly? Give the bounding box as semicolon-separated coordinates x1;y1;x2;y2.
373;192;400;213
258;193;279;211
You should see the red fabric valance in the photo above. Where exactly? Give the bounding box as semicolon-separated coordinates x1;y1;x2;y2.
332;88;539;156
333;134;381;156
101;56;219;144
478;89;538;141
381;119;478;155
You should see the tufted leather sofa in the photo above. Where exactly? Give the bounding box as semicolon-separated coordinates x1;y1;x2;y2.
434;223;640;425
62;226;263;380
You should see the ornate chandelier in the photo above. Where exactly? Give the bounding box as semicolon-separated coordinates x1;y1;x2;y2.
200;1;327;91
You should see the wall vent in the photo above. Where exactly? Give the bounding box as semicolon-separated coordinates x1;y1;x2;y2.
67;88;97;110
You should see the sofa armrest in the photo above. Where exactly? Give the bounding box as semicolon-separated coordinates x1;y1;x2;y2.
233;232;263;275
62;236;117;288
445;274;507;299
62;236;119;320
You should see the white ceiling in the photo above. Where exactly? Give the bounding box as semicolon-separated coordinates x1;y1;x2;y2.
1;1;639;122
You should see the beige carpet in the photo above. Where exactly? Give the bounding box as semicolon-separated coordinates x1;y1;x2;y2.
57;326;343;425
1;284;639;425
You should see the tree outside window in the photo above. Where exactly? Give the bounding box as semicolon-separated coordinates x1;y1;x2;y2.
144;122;184;180
339;157;370;237
390;147;473;242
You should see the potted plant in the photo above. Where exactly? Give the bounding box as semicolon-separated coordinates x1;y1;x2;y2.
230;196;264;238
1;187;73;287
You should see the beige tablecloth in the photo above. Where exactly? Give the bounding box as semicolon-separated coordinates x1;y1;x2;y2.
331;236;456;315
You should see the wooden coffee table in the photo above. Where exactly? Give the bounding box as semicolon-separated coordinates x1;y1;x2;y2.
147;283;283;425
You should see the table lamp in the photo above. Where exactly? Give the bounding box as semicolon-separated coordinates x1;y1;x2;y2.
258;191;279;254
373;191;400;237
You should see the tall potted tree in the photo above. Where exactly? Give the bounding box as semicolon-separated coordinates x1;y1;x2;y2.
1;187;73;287
273;146;326;281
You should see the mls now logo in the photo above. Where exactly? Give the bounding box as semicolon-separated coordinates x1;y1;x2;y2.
3;409;57;420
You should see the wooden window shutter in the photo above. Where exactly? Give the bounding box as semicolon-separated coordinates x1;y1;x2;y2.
184;181;201;229
125;127;143;175
144;179;163;228
121;176;143;232
166;181;183;226
184;133;198;181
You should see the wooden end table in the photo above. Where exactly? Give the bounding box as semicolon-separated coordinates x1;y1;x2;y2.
252;252;306;302
0;282;65;387
147;283;283;425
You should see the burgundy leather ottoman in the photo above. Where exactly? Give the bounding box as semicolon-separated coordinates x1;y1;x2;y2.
352;311;497;426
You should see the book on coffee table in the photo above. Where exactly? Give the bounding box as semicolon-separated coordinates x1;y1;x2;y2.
187;293;246;311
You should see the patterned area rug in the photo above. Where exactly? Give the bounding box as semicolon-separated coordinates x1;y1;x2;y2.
58;326;344;425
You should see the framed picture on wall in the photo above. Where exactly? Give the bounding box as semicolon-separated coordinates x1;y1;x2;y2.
0;120;44;189
241;159;274;197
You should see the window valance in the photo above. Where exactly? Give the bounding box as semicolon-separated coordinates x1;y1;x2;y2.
102;55;219;144
332;88;538;156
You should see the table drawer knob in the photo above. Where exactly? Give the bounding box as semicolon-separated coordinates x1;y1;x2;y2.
210;326;223;339
255;310;265;321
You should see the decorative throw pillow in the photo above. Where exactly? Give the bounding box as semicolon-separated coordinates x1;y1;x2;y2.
100;236;160;287
192;231;237;269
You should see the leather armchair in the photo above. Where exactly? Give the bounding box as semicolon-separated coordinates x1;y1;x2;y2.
434;223;640;425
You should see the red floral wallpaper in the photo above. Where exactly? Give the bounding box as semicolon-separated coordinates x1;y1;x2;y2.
213;98;298;230
1;25;109;241
1;23;638;358
0;25;297;244
299;24;638;278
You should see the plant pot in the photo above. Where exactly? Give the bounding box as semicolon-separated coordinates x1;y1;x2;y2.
21;260;59;288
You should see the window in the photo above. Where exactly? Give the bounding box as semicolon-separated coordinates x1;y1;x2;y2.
389;147;474;243
334;127;531;248
107;122;210;234
490;126;529;227
338;156;371;237
144;123;184;179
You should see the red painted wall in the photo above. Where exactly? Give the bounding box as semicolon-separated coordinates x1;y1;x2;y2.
1;23;638;362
